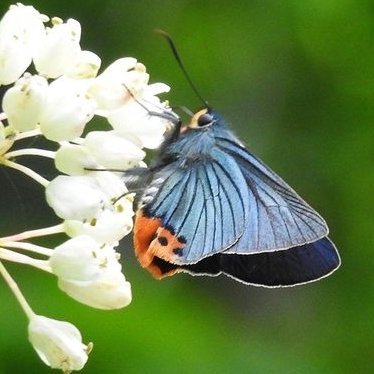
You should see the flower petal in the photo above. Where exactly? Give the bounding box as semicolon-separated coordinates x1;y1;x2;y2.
28;315;90;372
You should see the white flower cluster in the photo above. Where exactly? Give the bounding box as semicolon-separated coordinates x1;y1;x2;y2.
0;3;172;372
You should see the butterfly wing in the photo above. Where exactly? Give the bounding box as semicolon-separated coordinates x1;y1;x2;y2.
180;237;340;287
134;121;339;284
216;136;329;253
134;148;250;277
219;237;340;286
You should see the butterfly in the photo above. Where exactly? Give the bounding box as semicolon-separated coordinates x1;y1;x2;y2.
130;107;341;287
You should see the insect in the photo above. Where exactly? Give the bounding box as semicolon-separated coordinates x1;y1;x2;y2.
130;33;341;287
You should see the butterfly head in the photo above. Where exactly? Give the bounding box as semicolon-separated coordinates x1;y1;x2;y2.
188;108;216;129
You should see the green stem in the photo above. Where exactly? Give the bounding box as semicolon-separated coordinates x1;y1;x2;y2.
0;260;35;319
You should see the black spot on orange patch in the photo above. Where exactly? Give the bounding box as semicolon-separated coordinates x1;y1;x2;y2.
158;236;168;246
178;235;187;244
133;210;186;279
173;248;183;256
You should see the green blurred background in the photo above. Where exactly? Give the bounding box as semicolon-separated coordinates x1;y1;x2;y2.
0;0;373;373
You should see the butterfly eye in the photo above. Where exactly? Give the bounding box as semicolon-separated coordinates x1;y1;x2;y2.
197;113;214;127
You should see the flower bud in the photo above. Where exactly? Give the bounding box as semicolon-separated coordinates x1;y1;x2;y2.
55;143;98;175
64;202;134;245
58;270;132;310
88;57;149;110
49;235;106;282
2;74;48;131
39;76;95;141
28;315;91;372
33;18;81;78
66;50;101;79
84;130;145;170
108;101;168;149
46;175;105;220
0;4;46;85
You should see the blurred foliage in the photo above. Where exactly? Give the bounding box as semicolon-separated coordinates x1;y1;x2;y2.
0;0;373;373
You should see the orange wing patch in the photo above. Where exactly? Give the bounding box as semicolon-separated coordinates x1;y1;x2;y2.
134;210;187;279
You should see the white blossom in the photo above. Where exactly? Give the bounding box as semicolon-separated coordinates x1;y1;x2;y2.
88;57;148;111
28;315;91;372
49;235;107;282
64;201;134;244
0;4;46;85
33;18;81;78
39;76;96;141
84;130;145;170
2;74;48;131
66;50;101;79
46;175;106;221
58;269;132;310
108;100;169;149
54;142;98;176
0;3;174;371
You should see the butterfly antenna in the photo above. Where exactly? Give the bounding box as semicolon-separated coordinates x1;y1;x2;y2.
155;29;210;109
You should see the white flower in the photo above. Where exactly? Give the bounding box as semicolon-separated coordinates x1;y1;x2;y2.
39;76;96;141
58;270;132;310
49;235;108;282
90;171;128;199
28;315;91;372
50;235;132;309
108;100;169;149
33;18;81;79
54;142;98;175
60;172;134;244
66;50;101;79
2;74;48;131
46;175;106;221
0;4;46;85
84;130;145;170
64;202;134;244
88;57;148;111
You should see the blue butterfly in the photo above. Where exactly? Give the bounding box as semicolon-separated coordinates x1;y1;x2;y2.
132;108;341;287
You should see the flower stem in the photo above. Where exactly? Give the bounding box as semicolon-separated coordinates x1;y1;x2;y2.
0;241;53;257
5;148;56;159
1;159;49;187
0;248;51;272
0;260;35;319
13;128;42;141
0;224;65;242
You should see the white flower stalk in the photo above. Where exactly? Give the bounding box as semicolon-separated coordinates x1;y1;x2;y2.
2;74;48;131
0;2;173;371
28;315;92;372
0;4;47;85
